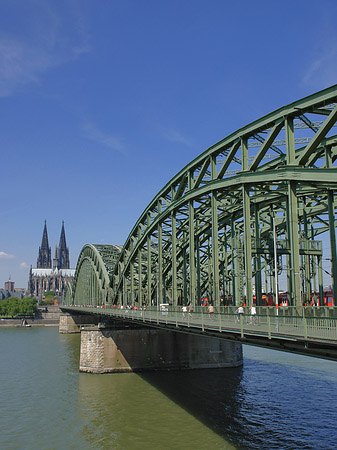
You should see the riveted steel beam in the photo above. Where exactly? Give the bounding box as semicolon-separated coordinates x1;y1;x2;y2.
297;105;337;166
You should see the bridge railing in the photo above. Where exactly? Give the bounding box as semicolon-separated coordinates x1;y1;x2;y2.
64;305;337;342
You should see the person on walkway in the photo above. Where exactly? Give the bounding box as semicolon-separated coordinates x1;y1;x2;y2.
188;302;193;317
182;304;187;319
207;303;214;318
249;304;257;324
235;304;244;322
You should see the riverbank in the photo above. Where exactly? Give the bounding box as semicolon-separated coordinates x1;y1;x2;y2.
0;305;61;327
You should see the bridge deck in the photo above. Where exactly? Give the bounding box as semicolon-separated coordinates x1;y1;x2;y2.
61;306;337;361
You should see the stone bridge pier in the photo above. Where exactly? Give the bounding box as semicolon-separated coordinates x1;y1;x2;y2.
59;312;98;333
60;314;242;373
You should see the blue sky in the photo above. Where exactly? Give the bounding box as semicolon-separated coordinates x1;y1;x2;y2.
1;0;337;288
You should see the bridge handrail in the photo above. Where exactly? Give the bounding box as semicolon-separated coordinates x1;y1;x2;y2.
62;305;337;342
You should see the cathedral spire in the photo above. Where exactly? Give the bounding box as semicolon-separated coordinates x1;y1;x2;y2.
59;221;67;250
55;221;70;269
37;220;52;268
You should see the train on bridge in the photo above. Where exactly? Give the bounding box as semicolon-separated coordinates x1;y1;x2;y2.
204;291;335;308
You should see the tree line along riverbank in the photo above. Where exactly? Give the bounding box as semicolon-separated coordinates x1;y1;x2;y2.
0;297;37;317
0;297;61;326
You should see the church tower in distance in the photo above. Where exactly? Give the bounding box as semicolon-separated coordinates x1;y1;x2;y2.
29;221;74;300
53;221;70;269
37;220;52;268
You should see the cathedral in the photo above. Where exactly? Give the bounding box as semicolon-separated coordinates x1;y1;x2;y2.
28;221;75;300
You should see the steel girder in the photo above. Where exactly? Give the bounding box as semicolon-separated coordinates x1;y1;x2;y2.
110;85;337;308
67;85;337;308
67;244;121;307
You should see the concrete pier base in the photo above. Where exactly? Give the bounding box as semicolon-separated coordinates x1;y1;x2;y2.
59;313;96;333
79;326;243;373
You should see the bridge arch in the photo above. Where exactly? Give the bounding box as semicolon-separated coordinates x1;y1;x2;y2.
69;244;121;307
67;85;337;309
110;85;337;308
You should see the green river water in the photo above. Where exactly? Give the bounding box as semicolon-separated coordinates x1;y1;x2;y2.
1;327;336;450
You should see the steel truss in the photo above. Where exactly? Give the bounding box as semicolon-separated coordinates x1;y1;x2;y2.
67;85;337;308
68;244;122;306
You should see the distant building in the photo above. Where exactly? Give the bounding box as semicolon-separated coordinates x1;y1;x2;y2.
28;221;75;300
1;277;27;299
4;277;15;292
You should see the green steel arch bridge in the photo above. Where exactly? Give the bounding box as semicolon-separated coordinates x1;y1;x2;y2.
62;85;337;360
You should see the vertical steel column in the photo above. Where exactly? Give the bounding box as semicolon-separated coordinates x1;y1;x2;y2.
207;239;212;301
270;210;276;302
285;250;291;304
326;147;337;306
318;255;324;305
327;190;337;306
223;225;229;304
183;242;188;304
264;260;269;294
147;213;152;305
211;191;220;306
272;210;279;313
287;181;301;306
310;218;318;304
88;267;91;305
286;116;295;165
241;137;252;305
254;204;262;305
303;197;311;304
231;218;237;305
157;200;163;306
130;260;134;305
92;270;95;306
286;117;300;305
196;232;201;305
137;227;142;306
188;171;196;306
241;137;248;171
138;248;142;306
243;184;253;305
91;270;94;305
91;265;94;306
171;209;178;306
211;156;220;306
122;274;126;307
96;271;99;305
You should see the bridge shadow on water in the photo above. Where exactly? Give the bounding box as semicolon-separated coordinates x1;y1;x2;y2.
62;332;263;449
63;333;244;446
139;365;245;443
64;331;337;450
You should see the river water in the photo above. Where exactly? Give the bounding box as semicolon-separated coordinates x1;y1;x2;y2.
1;327;336;450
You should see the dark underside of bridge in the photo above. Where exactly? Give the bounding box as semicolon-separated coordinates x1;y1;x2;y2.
127;320;337;362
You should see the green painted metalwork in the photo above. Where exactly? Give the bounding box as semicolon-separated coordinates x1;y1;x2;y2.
68;244;121;307
66;86;337;309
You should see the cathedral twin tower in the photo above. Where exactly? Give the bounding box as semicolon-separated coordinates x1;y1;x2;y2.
37;220;70;270
29;221;75;299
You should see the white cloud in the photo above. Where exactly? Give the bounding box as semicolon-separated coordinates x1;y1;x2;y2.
0;251;15;259
20;262;29;269
303;45;337;90
163;128;193;147
302;14;337;91
0;2;91;97
0;36;51;97
82;122;125;153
